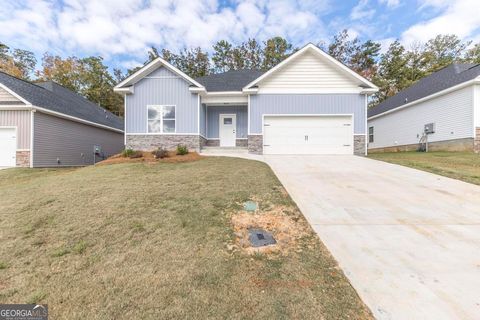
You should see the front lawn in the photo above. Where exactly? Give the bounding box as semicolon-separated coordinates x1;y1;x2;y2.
0;158;371;319
368;151;480;185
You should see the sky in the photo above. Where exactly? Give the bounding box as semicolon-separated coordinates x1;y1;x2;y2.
0;0;479;72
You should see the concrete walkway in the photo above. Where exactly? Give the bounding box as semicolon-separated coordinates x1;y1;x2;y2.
264;155;480;320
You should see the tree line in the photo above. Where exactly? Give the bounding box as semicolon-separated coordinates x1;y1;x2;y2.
1;32;479;116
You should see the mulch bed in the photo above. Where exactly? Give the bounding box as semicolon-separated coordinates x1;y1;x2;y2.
97;151;204;165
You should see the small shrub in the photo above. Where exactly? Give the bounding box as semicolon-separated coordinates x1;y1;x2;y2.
152;147;168;159
129;151;143;159
52;247;70;257
0;261;8;270
176;144;188;155
73;240;87;254
27;291;47;304
121;148;135;157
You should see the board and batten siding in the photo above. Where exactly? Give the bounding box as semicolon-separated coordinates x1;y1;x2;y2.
206;105;248;139
0;110;30;149
475;84;480;128
257;51;362;94
126;66;198;134
249;94;366;134
33;112;123;167
0;87;22;103
200;104;206;137
368;85;474;149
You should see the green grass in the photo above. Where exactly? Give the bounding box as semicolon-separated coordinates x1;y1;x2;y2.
369;151;480;185
0;158;371;319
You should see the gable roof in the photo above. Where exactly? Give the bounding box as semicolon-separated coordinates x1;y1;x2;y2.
0;72;123;131
368;63;480;118
114;56;205;91
243;43;379;92
195;69;265;92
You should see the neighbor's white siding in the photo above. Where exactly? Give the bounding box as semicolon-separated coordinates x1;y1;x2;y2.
0;87;22;103
368;85;474;149
475;84;480;129
257;51;362;94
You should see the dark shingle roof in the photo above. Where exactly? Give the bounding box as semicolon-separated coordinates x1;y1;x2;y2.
369;63;480;118
195;69;265;92
0;72;123;130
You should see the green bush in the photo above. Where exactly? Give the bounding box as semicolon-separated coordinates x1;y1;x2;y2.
121;148;135;157
152;147;168;159
121;148;142;159
176;144;188;155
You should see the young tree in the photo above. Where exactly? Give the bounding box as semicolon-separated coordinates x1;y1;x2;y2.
212;40;234;73
350;40;381;80
423;34;469;72
0;43;37;80
375;40;409;102
175;47;210;78
328;30;360;66
464;43;480;64
262;37;294;70
242;38;263;69
37;54;84;92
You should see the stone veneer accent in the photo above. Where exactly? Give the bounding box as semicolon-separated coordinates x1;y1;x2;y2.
475;128;480;153
354;135;366;156
16;150;30;167
369;137;475;153
126;135;200;151
248;135;263;154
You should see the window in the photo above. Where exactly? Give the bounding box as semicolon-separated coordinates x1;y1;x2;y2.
368;126;374;143
223;117;232;125
148;105;176;133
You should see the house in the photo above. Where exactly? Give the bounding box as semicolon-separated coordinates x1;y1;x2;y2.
368;63;480;153
114;44;378;155
0;72;124;167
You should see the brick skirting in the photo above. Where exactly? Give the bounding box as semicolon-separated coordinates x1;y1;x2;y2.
248;135;263;154
126;135;200;152
475;128;480;153
16;150;30;167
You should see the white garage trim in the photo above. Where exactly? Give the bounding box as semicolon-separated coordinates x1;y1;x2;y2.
262;114;354;155
0;126;17;167
261;114;354;134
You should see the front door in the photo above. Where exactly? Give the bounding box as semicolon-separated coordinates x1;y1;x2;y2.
219;114;236;147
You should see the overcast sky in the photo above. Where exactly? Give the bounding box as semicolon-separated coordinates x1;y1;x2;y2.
0;0;479;71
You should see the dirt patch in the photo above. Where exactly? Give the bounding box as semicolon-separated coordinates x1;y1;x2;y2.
98;151;204;165
230;205;312;255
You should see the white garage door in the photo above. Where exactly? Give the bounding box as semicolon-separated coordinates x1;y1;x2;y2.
0;127;17;167
263;116;353;155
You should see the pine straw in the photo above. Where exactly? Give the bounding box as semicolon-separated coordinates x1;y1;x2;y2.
97;151;203;165
230;203;316;255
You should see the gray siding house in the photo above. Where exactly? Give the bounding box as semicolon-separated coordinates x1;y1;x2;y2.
0;72;124;167
114;44;378;155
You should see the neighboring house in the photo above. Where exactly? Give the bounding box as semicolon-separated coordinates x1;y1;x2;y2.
0;72;124;167
114;44;378;155
368;63;480;153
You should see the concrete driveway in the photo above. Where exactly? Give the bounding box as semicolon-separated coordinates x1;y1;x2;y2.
265;155;480;320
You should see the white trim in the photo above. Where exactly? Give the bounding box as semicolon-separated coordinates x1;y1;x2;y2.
126;133;199;136
260;113;355;135
114;87;134;95
219;113;236;147
368;78;480;120
0;125;17;167
364;94;368;156
197;95;201;135
32;106;124;133
0;105;32;110
247;94;251;135
0;83;32;105
146;105;177;134
123;97;127;145
206;105;208;138
472;84;477;138
203;91;245;96
114;57;205;90
30;110;34;168
250;88;365;94
243;43;378;91
16;148;30;151
189;87;207;93
204;138;248;140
